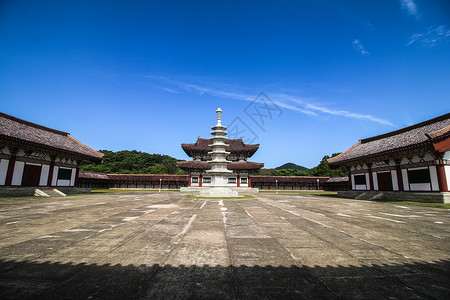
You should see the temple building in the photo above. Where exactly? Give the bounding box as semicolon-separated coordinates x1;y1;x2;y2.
328;113;449;202
0;112;103;195
177;137;264;188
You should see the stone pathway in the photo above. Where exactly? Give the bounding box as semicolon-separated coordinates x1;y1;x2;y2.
0;192;449;299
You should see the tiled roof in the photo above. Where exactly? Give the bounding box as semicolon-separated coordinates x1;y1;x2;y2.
104;174;189;181
328;113;450;166
0;112;103;161
79;172;110;180
177;161;211;170
181;138;259;157
227;161;264;170
251;176;329;183
326;176;349;183
177;160;263;170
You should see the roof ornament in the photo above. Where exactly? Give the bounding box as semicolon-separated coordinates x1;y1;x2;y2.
216;107;222;125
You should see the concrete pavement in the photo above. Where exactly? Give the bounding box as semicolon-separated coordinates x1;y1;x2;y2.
0;192;449;299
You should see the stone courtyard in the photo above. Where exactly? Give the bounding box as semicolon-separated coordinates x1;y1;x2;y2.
0;192;449;299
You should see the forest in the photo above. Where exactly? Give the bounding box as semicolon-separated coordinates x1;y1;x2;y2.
81;150;347;177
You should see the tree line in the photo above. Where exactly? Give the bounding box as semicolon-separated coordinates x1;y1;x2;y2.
81;150;347;177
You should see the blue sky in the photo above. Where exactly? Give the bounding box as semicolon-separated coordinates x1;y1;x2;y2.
1;0;449;168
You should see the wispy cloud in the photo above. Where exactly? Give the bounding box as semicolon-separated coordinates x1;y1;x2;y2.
400;0;418;17
352;39;370;56
141;75;393;126
407;25;450;47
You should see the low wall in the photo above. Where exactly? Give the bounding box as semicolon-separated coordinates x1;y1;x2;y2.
0;187;92;197
181;187;259;194
338;190;450;203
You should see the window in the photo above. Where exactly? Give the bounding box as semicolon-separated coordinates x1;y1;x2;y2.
228;178;236;183
203;177;211;183
240;177;247;184
192;177;199;183
57;168;72;180
354;174;366;185
408;169;430;184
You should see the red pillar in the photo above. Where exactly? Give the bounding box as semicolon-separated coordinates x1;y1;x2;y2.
368;166;374;191
237;174;240;187
199;174;203;187
248;176;251;187
5;148;18;186
74;166;80;187
188;176;191;187
436;164;449;192
396;160;403;191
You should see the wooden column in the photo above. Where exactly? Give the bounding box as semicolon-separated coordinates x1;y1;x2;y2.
237;174;240;187
436;164;449;192
199;174;203;187
248;176;251;187
5;148;18;186
46;155;56;186
347;167;352;191
74;160;81;187
395;160;403;191
368;165;374;191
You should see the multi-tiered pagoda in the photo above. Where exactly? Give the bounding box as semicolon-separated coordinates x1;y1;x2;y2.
177;109;263;190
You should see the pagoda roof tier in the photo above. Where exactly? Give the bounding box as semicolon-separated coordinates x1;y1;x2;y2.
0;112;103;162
177;160;263;171
181;137;259;158
328;113;450;166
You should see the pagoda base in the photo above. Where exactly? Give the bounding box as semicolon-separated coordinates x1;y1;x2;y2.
181;186;259;196
199;187;239;197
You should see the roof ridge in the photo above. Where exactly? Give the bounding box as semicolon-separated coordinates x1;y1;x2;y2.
0;112;69;136
67;135;104;158
361;112;450;144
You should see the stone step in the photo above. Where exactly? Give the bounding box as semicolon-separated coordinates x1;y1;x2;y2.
34;188;67;197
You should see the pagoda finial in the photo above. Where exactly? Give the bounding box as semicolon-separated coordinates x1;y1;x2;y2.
216;107;222;125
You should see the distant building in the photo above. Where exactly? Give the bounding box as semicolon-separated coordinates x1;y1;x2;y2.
0;112;103;190
177;137;264;188
328;113;449;200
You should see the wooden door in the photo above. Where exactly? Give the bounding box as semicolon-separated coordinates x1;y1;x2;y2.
377;172;393;191
22;164;42;186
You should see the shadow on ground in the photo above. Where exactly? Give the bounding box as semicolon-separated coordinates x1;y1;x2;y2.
0;259;449;299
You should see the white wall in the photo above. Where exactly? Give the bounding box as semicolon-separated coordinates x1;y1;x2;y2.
39;165;50;186
372;172;378;190
70;168;76;186
365;173;370;190
445;165;450;190
52;166;59;186
351;174;355;190
402;169;409;191
11;161;25;185
391;170;399;191
0;159;9;185
429;166;439;191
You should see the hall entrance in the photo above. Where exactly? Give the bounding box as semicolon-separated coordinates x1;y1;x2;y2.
22;164;42;186
377;171;393;191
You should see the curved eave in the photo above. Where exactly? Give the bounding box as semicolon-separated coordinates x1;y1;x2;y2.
0;135;103;162
328;141;433;167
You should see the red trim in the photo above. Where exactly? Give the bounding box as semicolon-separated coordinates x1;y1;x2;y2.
368;167;374;191
5;154;17;186
396;162;403;191
436;164;448;192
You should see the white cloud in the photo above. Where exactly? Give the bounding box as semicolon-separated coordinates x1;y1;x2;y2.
400;0;418;17
407;25;450;47
142;76;393;126
352;39;370;56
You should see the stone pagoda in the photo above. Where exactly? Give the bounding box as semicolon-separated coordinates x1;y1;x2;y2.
178;108;263;197
200;108;238;197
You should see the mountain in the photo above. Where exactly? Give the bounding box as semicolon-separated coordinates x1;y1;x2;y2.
275;162;309;171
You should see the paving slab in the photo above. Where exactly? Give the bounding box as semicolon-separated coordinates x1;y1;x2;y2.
0;192;449;299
